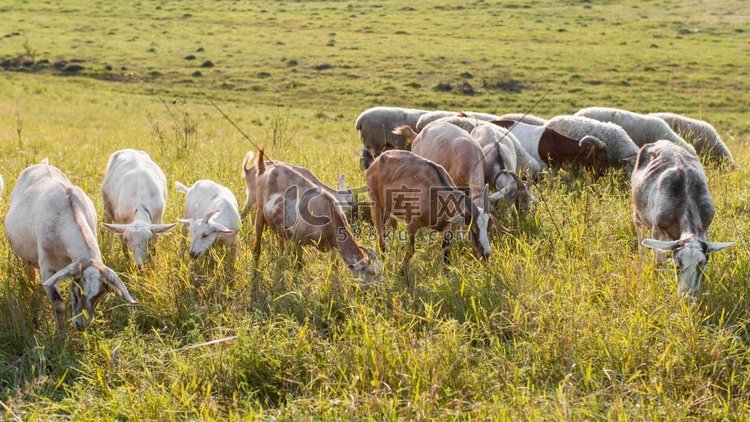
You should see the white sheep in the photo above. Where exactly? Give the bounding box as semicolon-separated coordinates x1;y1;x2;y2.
545;115;641;172
575;106;697;155
649;112;734;165
175;180;241;261
415;110;499;132
495;113;547;126
356;106;430;168
102;149;176;268
5;159;136;332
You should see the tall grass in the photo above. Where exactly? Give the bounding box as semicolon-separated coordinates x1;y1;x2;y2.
1;0;750;419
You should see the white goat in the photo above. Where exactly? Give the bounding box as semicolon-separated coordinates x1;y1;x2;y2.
575;106;697;155
102;149;176;268
175;180;241;260
470;124;539;210
632;140;733;296
5;159;136;332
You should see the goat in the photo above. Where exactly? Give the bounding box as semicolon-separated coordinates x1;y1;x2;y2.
632;140;733;295
102;149;176;268
175;180;240;261
394;122;495;218
5;159;136;332
252;148;380;283
241;151;355;219
365;150;496;280
470;124;539;211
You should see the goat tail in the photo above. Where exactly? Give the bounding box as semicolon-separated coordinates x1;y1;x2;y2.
242;150;255;173
360;147;375;170
256;146;266;177
392;125;418;145
175;182;190;194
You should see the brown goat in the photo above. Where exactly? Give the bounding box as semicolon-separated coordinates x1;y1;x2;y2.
365;150;497;281
253;148;379;283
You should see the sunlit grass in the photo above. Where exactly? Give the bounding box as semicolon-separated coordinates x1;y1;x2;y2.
1;0;750;419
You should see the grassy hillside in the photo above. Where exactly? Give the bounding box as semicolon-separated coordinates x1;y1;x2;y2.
1;0;750;419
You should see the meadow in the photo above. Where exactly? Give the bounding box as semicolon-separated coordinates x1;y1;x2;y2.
1;0;750;419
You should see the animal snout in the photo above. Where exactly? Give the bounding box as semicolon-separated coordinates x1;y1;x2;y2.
73;317;87;331
189;250;201;259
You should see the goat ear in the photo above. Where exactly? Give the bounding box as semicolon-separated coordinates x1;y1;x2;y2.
337;174;347;191
177;218;193;225
103;268;137;304
102;223;128;234
151;223;177;234
211;222;236;235
642;238;680;251
706;241;734;253
43;262;79;288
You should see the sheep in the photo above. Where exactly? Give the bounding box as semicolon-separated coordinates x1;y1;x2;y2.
394;122;495;219
649;112;734;165
356;106;430;168
543;115;641;172
496;113;547;126
252;148;380;283
470;124;540;211
241;151;356;220
101;149;176;268
175;180;241;261
575;106;697;155
4;159;136;332
430;115;488;133
632;140;733;296
494;118;617;172
365;150;495;280
415;110;500;132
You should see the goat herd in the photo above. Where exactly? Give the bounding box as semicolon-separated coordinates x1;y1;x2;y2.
0;105;737;333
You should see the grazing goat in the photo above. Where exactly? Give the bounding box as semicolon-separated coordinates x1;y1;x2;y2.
632;140;733;295
356;106;429;168
493;119;611;171
175;180;240;260
650;112;734;165
365;150;495;280
470;124;539;211
252;148;380;283
394;121;498;220
241;151;355;218
5;159;136;332
575;106;697;155
102;149;176;268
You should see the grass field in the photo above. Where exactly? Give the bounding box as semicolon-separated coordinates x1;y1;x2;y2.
1;0;750;419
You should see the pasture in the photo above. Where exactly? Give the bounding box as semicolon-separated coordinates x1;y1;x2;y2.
1;0;750;419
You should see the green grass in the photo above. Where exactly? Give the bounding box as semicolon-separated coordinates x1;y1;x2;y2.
1;0;750;419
